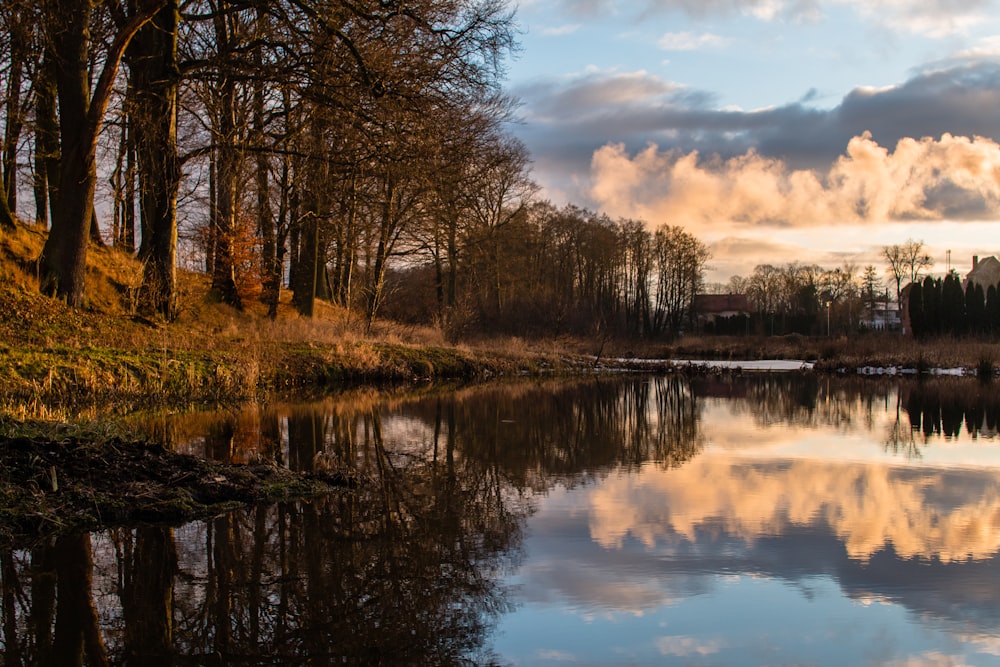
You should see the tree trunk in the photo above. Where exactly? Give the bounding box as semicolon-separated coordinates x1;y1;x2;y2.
205;141;216;274
330;170;357;308
124;107;137;251
38;1;98;305
258;148;279;314
366;176;398;330
38;0;164;306
89;210;104;246
212;120;241;306
209;9;241;307
2;11;28;222
254;40;278;316
447;220;458;308
0;185;14;230
34;51;60;229
291;211;330;317
269;145;292;319
109;85;136;251
130;0;181;319
291;120;330;316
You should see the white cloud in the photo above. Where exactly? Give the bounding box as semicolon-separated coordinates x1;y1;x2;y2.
657;31;730;51
743;0;786;20
954;38;1000;59
656;635;725;656
835;0;989;38
536;649;579;662
880;651;974;667
542;23;584;36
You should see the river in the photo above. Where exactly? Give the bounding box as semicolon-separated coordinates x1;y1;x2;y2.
2;374;1000;665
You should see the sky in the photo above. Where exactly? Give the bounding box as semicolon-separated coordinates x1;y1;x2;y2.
504;0;1000;283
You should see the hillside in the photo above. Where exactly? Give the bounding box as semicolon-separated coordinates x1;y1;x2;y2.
0;223;564;414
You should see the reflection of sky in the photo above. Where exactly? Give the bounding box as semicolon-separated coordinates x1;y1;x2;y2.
492;398;1000;666
701;399;1000;469
498;575;979;667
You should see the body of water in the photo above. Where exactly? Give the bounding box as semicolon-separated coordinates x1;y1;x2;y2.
3;375;1000;665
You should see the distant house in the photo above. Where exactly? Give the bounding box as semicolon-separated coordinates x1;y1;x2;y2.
864;299;901;332
693;294;750;333
965;255;1000;290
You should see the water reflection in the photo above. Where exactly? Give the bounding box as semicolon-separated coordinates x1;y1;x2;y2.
2;375;1000;665
3;481;522;664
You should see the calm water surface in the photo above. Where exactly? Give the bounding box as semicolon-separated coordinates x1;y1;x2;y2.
3;375;1000;666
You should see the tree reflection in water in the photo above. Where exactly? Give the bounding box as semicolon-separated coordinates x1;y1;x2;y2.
4;374;997;664
1;424;527;664
900;379;1000;441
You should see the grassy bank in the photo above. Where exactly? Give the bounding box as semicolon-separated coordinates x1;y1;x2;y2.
0;416;356;546
4;221;1000;544
0;224;580;413
2;222;998;416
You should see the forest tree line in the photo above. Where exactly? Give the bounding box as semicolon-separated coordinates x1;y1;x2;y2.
907;272;1000;339
716;261;896;336
3;2;984;342
0;0;515;322
382;202;709;339
0;0;719;340
713;240;999;339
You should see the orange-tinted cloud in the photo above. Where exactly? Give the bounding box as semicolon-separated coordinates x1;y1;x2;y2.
588;133;1000;231
588;456;1000;563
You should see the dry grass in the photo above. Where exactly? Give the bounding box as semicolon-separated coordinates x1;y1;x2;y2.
659;333;999;372
0;221;562;412
3;220;998;416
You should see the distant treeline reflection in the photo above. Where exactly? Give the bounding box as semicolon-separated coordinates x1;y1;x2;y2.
899;379;1000;440
139;376;709;484
141;375;997;476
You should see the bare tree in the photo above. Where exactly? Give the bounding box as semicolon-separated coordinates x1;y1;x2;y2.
883;239;932;305
460;133;536;322
37;0;164;306
650;224;709;338
0;0;35;229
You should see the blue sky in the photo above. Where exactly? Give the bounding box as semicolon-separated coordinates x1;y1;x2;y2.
504;0;1000;282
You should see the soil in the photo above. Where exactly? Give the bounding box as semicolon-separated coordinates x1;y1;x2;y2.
0;435;353;548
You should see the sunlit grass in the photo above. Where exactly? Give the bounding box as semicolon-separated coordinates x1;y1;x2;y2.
2;219;999;420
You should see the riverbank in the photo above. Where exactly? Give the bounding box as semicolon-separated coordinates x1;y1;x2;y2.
2;223;998;415
2;223;999;545
657;333;999;376
0;227;578;413
2;273;995;413
0;417;356;547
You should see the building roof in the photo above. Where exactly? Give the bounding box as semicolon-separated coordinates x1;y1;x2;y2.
967;256;1000;290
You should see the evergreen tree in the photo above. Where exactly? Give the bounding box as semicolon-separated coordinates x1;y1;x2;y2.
908;280;924;337
966;282;986;336
941;272;966;336
922;276;940;337
976;283;987;334
989;284;1000;337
